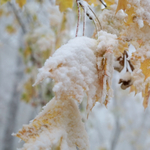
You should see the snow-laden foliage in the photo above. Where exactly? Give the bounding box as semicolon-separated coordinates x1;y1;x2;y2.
12;0;150;149
14;32;117;149
15;97;89;150
33;36;99;113
98;0;150;108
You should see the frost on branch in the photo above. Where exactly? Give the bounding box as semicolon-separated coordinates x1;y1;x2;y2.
15;97;89;150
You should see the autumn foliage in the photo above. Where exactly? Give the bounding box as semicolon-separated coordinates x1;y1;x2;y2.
1;0;150;149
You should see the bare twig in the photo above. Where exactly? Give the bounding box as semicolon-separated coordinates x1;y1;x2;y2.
99;0;107;8
88;6;102;31
76;0;80;37
83;7;86;36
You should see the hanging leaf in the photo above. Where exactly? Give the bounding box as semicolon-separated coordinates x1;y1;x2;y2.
14;97;89;150
33;36;100;114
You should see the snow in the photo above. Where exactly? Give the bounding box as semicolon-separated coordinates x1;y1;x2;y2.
13;0;150;149
137;19;144;28
15;97;89;150
34;36;102;113
97;31;118;54
96;31;118;103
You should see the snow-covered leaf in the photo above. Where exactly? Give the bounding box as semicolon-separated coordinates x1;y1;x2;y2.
34;36;101;113
14;97;89;150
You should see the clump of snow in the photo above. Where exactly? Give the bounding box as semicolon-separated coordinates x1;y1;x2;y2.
98;5;126;36
15;97;89;150
97;31;118;54
120;72;133;82
137;19;144;28
34;36;101;112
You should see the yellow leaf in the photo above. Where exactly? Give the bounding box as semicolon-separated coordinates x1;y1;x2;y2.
140;59;150;80
142;83;150;109
0;0;10;5
104;0;115;7
60;14;67;31
0;8;4;17
125;6;136;25
130;85;135;93
24;46;32;57
130;85;138;95
16;0;26;8
104;58;107;72
56;0;73;12
116;0;127;14
14;97;89;149
6;25;16;34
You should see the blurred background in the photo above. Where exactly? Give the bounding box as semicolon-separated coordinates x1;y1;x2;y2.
0;0;150;150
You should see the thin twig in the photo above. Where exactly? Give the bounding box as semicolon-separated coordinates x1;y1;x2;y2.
99;0;107;8
83;7;86;36
76;0;80;37
92;18;98;35
88;6;102;31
